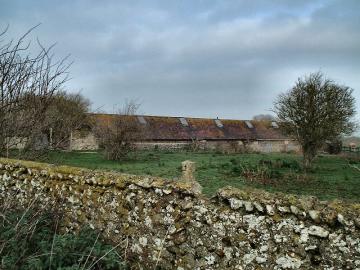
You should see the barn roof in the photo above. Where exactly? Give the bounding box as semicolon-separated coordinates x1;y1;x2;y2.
89;114;289;141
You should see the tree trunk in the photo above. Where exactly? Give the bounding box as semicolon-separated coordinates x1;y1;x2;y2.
303;148;316;171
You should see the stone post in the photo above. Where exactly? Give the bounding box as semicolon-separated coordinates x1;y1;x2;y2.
181;160;202;194
181;160;196;182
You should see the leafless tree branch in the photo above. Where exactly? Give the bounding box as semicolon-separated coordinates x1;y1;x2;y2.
0;25;71;157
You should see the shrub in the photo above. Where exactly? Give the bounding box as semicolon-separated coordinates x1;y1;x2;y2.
259;158;301;171
279;159;301;170
259;159;273;167
347;156;360;164
269;169;282;179
229;158;238;165
231;165;242;175
93;101;145;161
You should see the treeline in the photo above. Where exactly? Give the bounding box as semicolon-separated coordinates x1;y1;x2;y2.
0;26;142;161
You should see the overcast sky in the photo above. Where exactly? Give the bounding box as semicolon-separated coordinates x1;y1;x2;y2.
1;0;359;124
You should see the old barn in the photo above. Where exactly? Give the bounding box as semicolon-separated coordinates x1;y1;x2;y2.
70;114;300;153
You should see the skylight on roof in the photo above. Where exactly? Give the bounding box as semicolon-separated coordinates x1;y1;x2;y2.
137;116;147;125
245;121;254;128
271;121;279;128
179;117;188;126
214;119;223;128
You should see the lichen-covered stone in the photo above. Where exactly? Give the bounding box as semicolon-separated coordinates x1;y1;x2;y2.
229;198;243;210
253;202;264;212
290;205;300;215
309;210;320;223
266;204;275;215
308;225;329;238
278;206;291;214
276;255;302;269
244;201;254;212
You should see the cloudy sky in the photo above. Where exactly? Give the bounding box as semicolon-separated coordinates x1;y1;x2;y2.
1;0;359;123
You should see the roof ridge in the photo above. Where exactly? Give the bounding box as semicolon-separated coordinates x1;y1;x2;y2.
88;113;273;122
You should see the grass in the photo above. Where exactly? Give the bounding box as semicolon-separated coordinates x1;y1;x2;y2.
0;203;126;270
10;150;360;202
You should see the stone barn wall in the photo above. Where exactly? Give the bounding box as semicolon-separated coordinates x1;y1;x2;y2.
70;130;301;153
137;141;193;151
1;158;358;269
70;130;98;150
200;140;301;153
248;140;301;153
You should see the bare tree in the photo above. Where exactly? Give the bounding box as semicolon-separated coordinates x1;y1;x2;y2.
0;25;70;157
93;101;145;160
274;72;356;169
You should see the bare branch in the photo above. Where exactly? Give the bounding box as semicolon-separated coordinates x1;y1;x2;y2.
0;25;71;157
93;101;145;160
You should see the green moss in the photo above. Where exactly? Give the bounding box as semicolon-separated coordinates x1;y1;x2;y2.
272;214;283;222
236;233;247;242
123;227;137;236
287;195;299;205
117;205;129;217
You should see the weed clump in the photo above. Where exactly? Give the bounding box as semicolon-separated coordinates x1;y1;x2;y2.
260;158;301;171
0;205;126;270
220;158;304;184
347;156;360;164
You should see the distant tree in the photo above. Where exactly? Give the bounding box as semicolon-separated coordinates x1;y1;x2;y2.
43;91;90;149
0;25;70;157
274;72;356;169
9;90;90;157
253;114;276;121
93;101;145;160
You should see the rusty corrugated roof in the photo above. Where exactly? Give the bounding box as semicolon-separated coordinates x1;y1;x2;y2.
89;114;288;141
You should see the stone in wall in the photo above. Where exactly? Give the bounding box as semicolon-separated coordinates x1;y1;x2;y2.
0;158;359;269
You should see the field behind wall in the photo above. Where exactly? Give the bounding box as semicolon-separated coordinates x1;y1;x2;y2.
21;150;360;202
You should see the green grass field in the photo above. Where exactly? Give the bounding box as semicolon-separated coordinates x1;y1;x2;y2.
32;150;360;202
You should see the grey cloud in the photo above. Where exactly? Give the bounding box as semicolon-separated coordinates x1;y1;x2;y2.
0;0;359;132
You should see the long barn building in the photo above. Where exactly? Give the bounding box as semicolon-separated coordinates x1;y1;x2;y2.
70;114;300;153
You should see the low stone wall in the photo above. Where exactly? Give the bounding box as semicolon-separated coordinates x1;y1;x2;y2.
0;158;359;269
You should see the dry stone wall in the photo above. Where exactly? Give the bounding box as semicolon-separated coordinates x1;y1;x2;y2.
0;158;359;269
